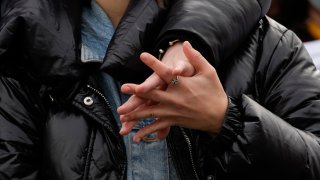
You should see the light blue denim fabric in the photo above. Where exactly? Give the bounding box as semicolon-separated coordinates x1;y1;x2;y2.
81;0;114;63
81;1;178;179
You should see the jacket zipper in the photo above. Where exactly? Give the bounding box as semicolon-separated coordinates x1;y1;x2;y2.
87;84;113;111
86;84;127;180
180;128;200;180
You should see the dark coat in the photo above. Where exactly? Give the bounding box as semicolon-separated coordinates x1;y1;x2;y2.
0;0;320;180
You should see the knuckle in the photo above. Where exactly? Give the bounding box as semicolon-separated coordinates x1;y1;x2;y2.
164;68;172;76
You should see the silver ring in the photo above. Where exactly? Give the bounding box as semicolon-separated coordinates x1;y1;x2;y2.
170;76;179;85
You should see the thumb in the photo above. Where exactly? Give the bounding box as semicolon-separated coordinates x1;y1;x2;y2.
182;41;211;73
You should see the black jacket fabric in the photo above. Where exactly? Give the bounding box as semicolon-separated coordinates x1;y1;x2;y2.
0;0;320;180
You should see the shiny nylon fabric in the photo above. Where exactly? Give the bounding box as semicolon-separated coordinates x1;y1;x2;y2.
214;18;320;179
1;0;320;180
0;77;44;180
167;19;320;180
0;0;84;87
100;0;270;83
0;0;269;84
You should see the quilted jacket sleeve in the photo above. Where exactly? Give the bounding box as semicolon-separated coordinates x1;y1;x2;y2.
0;76;44;180
155;0;271;67
204;20;320;179
101;0;272;82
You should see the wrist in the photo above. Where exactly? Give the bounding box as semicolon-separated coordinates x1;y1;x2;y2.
158;39;182;60
204;94;229;136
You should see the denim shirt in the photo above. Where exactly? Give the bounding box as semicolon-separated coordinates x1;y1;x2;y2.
81;1;178;179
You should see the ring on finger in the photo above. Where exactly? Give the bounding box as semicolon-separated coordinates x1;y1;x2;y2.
170;76;179;85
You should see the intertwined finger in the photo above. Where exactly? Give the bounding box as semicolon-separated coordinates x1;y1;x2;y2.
140;53;176;85
119;121;137;135
134;88;176;105
117;94;146;114
182;41;212;73
135;72;166;93
133;119;175;143
120;104;163;122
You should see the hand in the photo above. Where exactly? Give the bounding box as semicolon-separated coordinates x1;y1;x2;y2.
118;42;194;117
118;41;228;143
134;41;195;93
117;41;195;139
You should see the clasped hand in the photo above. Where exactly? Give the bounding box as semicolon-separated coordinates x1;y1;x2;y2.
117;41;228;143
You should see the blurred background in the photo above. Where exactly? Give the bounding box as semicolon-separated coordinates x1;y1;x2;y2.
268;0;320;69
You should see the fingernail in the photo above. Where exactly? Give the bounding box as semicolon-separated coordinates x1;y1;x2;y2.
140;52;146;57
124;86;131;92
140;53;150;60
119;128;124;135
186;41;193;48
121;85;131;94
133;137;141;144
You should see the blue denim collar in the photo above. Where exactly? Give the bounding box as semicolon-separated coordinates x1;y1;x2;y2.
81;0;114;63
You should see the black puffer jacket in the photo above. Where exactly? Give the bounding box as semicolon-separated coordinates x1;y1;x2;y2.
1;0;320;180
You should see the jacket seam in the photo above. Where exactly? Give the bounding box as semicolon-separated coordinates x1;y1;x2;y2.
83;127;96;180
91;155;105;174
295;130;310;180
257;25;289;100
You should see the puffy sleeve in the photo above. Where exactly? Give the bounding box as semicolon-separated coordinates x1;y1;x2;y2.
202;19;320;180
101;0;272;82
155;0;271;67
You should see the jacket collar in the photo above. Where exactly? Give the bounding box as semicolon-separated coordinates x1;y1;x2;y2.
100;0;165;83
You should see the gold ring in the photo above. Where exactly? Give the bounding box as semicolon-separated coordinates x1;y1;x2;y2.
142;136;158;142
